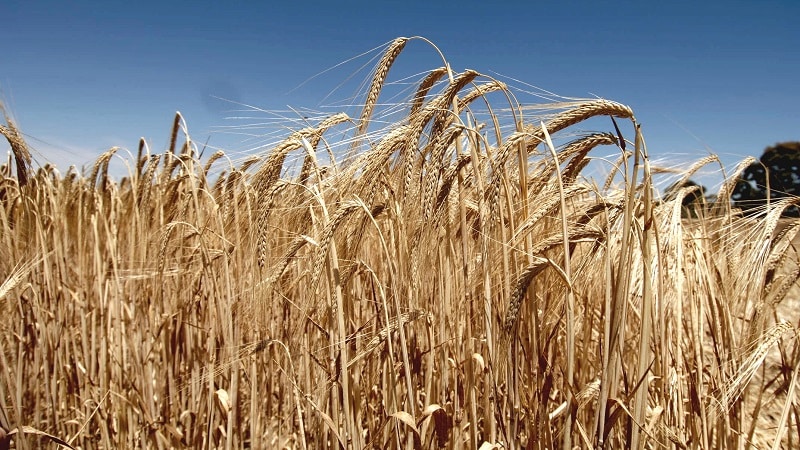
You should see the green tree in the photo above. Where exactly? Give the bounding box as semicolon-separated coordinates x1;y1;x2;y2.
732;142;800;217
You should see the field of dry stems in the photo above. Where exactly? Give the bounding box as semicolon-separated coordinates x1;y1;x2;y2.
1;37;799;449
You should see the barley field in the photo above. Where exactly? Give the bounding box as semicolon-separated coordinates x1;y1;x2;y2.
1;37;799;449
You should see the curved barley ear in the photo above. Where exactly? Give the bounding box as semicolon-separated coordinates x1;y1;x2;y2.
433;153;472;215
715;156;757;216
525;133;617;200
427;70;480;137
298;153;315;186
498;224;597;375
136;154;161;210
203;150;226;179
456;80;507;110
533;100;634;148
314;112;352;143
496;257;551;377
354;124;410;200
416;81;506;204
406;69;481;149
671;154;721;191
348;309;429;368
560;133;618;185
252;137;303;197
505;100;635;172
504;258;551;334
309;201;362;293
529;227;604;257
421;126;464;218
763;220;800;299
256;181;288;268
767;267;800;306
761;198;799;247
0;106;32;188
403;66;447;198
765;221;800;283
715;321;795;416
266;235;312;286
400;69;481;203
576;379;601;410
297;113;351;185
357;37;409;138
254;113;351;197
89;147;119;191
487;100;634;215
411;66;448;117
483;130;528;214
425;79;503;146
168;112;183;156
511;184;589;244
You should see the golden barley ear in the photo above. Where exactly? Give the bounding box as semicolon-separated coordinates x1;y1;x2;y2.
0;104;32;188
309;201;362;293
410;66;448;117
357;37;409;138
560;133;618;185
89;147;118;191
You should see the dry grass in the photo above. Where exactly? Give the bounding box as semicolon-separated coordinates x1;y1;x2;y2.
1;37;799;449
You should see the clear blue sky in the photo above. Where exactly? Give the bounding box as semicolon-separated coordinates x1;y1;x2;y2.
2;0;798;186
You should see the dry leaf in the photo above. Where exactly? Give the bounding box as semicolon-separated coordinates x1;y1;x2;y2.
390;411;419;434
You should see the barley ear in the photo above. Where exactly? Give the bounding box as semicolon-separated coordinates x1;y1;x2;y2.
357;37;409;137
0;105;32;188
